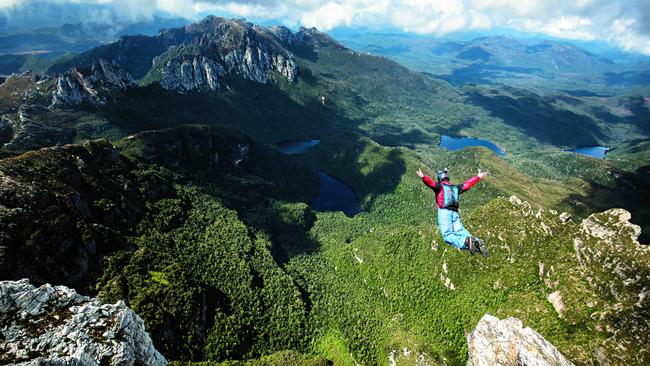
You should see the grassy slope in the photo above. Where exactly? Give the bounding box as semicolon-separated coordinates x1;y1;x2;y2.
275;133;649;365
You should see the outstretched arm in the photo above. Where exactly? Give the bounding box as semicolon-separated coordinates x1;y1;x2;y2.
416;169;437;189
460;169;491;192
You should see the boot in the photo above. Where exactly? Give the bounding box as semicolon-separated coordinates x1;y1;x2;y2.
465;237;477;255
474;237;489;258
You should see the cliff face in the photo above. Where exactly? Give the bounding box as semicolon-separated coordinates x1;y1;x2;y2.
151;17;298;92
466;314;573;366
0;279;166;365
160;54;224;92
51;59;135;107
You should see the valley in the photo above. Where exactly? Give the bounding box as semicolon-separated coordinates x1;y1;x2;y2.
0;14;648;366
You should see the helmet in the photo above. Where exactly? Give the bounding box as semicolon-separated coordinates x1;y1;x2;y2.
437;169;450;182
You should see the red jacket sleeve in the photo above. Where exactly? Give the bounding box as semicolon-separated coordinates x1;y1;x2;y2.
422;175;437;189
461;176;481;192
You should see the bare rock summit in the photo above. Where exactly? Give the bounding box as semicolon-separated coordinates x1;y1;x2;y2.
0;279;166;366
466;314;573;366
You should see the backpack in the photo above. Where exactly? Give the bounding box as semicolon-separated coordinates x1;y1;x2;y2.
442;184;459;209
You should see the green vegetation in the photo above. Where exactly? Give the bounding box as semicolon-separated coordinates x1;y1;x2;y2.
0;19;648;366
1;123;648;365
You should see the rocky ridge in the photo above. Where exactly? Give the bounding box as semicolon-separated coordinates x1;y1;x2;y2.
51;59;135;107
466;314;573;366
151;17;298;92
0;279;166;365
500;196;650;364
52;16;345;93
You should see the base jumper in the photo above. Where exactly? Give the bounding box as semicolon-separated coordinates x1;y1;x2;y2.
417;168;490;257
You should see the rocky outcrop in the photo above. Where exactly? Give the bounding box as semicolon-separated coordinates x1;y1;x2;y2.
572;208;650;364
148;17;298;92
466;314;573;366
0;279;166;365
486;197;650;364
51;59;135;107
160;54;224;92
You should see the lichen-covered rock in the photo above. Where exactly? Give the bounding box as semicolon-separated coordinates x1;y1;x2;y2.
0;279;166;365
466;314;574;366
51;59;135;107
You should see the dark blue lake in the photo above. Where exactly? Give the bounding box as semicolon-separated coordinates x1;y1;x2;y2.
568;146;609;159
311;171;362;218
440;135;505;156
277;140;320;154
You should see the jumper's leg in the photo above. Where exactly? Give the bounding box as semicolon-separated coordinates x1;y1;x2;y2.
438;209;471;250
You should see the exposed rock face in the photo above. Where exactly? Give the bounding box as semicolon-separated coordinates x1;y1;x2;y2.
547;290;565;318
466;314;574;366
0;279;166;365
160;54;224;92
51;59;135;107
155;17;298;92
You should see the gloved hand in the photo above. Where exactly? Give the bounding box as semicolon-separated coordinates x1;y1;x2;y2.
478;169;491;179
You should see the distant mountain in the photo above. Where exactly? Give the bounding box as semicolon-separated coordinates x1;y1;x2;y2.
0;16;190;75
0;16;190;55
1;16;647;158
335;32;650;94
453;36;615;73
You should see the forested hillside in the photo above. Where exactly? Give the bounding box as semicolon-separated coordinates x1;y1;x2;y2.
0;16;648;366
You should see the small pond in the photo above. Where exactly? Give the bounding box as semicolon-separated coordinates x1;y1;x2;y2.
440;135;505;156
276;139;320;155
567;146;609;159
311;171;362;218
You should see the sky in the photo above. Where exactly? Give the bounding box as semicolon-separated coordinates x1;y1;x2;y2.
1;0;650;55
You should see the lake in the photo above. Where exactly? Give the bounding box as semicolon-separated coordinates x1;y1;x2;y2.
568;146;609;159
440;135;505;156
277;139;320;154
311;171;362;218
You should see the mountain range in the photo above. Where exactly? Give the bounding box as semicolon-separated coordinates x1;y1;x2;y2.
335;32;650;95
0;15;648;365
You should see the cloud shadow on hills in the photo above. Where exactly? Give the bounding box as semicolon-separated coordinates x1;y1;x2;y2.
465;90;608;147
438;63;542;86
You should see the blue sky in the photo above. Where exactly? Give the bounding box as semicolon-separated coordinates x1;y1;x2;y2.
2;0;650;55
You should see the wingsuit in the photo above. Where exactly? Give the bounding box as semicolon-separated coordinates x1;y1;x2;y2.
419;169;489;257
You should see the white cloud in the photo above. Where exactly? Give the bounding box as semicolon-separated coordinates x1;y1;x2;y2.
2;0;650;55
